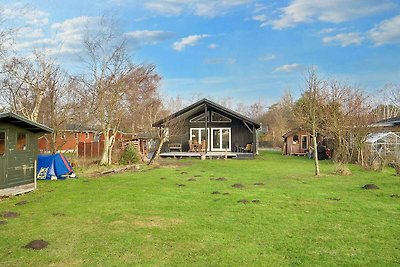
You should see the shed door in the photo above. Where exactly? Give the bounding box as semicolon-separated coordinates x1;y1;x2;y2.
0;130;7;189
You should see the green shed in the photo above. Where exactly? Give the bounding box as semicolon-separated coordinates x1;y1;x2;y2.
0;112;52;196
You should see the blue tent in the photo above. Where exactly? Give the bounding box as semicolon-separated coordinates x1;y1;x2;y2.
37;154;75;180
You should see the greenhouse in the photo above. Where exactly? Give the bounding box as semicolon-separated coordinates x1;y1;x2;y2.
365;132;400;163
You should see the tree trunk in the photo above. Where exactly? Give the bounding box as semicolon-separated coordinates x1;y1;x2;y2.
148;137;166;165
312;128;320;176
100;128;110;165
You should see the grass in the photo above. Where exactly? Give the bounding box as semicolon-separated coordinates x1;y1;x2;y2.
1;151;399;266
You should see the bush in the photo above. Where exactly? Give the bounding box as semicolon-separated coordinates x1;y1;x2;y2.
120;144;140;165
334;163;352;176
394;163;400;176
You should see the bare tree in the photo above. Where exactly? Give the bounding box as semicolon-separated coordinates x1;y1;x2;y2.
295;69;326;176
1;51;64;122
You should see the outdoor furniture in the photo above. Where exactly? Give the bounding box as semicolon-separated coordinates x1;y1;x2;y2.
201;140;207;152
168;143;182;152
240;143;252;153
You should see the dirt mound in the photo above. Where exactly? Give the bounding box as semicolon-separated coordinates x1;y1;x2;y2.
223;192;230;195
213;199;220;202
254;182;265;186
252;199;260;203
2;211;19;218
232;183;244;188
215;177;227;181
187;178;197;181
52;212;65;216
180;172;188;175
15;200;28;206
237;199;249;204
23;240;48;250
176;183;186;187
160;177;167;180
327;197;341;201
211;191;220;194
193;175;201;177
0;220;7;225
362;184;379;190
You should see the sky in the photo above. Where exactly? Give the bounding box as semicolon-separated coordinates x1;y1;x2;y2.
1;0;400;106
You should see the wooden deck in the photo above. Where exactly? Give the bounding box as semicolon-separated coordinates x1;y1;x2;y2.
159;152;254;159
0;183;35;197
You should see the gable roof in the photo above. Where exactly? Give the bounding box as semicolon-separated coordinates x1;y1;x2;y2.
152;98;260;128
371;116;400;127
0;112;53;133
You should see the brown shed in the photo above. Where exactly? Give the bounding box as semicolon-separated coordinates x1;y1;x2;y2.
282;128;312;156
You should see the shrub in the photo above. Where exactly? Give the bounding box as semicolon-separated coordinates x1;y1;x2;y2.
394;163;400;176
334;163;352;176
120;144;140;165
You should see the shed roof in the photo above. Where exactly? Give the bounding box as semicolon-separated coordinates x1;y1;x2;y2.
0;112;53;133
371;116;400;127
152;98;260;128
365;132;400;143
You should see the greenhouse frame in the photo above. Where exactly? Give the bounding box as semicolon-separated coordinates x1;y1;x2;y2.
365;132;400;163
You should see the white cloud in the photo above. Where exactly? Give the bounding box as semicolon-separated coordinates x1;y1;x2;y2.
124;30;175;48
270;0;397;29
173;34;210;51
322;32;363;47
274;63;301;72
258;54;276;61
318;28;337;34
143;0;253;17
2;4;49;26
208;43;217;49
369;15;400;46
204;57;236;64
252;14;267;22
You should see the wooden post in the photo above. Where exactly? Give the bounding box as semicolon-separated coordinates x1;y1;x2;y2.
34;159;37;189
205;104;208;153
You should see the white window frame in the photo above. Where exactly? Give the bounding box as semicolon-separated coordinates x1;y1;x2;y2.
301;135;308;150
190;128;210;151
211;127;231;151
211;111;232;123
189;113;209;123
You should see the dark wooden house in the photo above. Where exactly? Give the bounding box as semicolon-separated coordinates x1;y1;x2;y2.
370;116;400;134
0;112;52;196
152;98;260;156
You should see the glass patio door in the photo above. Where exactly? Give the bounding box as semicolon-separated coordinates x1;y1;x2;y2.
211;128;231;151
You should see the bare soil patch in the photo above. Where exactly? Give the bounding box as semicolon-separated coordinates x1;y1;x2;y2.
23;240;49;250
232;183;244;188
160;177;167;180
180;172;188;175
252;199;261;203
187;178;197;181
52;212;65;216
254;182;265;186
2;211;19;218
362;184;379;190
176;183;186;187
327;197;341;201
15;200;28;206
0;220;7;225
211;191;220;194
223;192;230;195
237;199;249;204
193;175;201;177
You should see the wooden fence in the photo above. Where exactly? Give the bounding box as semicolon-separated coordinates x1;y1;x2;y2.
78;141;104;158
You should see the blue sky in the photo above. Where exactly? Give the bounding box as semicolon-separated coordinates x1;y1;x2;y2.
2;0;400;105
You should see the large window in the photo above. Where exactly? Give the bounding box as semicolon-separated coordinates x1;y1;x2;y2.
0;131;5;156
190;128;209;149
16;133;27;150
211;111;231;123
211;128;231;151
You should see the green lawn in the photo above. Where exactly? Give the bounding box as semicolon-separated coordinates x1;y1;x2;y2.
1;151;399;266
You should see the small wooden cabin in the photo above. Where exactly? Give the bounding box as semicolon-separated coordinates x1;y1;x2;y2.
282;128;312;156
152;98;260;154
370;116;400;134
0;112;52;196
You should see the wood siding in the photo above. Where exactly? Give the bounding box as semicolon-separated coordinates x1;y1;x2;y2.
166;106;255;153
0;122;40;189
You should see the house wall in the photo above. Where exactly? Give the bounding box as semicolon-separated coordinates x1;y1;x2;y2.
39;131;97;152
0;122;40;189
166;107;255;152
